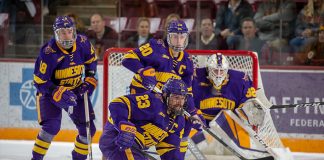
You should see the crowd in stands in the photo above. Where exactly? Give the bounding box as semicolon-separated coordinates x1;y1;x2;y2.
0;0;323;66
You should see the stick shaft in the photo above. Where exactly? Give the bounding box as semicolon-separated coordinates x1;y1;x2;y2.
131;146;157;160
84;92;93;160
270;102;323;109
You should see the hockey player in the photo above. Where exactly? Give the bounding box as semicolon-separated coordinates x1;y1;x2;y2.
122;20;193;94
191;53;288;159
99;79;188;160
122;20;205;157
31;16;97;160
193;53;256;126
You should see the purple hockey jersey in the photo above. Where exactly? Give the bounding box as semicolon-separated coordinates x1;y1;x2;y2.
33;35;97;95
122;38;194;93
107;92;186;158
193;67;256;123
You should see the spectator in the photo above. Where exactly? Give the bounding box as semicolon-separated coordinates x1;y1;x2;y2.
64;12;86;35
295;25;324;66
215;0;254;42
228;17;267;60
254;0;297;54
189;17;227;50
86;13;118;60
289;0;324;52
159;13;180;39
124;17;153;48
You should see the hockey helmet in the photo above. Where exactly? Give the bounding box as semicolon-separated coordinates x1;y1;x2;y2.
206;53;229;87
53;16;76;49
162;78;188;116
167;20;189;53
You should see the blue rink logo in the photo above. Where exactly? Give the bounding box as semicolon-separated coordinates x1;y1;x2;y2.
10;68;37;120
9;68;99;121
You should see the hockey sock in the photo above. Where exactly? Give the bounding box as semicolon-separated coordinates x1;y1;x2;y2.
72;136;89;160
31;130;54;160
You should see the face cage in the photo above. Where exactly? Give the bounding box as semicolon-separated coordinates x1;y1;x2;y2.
167;33;189;53
164;93;187;116
208;67;228;87
54;28;77;49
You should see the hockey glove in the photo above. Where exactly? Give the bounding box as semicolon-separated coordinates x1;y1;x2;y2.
139;66;157;91
51;86;77;109
115;121;137;151
189;112;206;132
235;99;266;132
77;77;97;97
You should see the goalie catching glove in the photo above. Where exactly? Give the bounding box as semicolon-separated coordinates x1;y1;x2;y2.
77;77;97;97
51;86;77;109
139;66;157;91
115;121;137;151
235;99;266;131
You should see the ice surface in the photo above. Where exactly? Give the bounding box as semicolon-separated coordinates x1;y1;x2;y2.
1;140;324;160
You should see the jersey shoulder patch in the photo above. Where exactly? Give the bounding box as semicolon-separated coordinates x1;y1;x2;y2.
150;38;166;48
78;34;88;43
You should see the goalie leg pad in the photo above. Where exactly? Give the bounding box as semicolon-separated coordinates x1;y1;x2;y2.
209;110;272;159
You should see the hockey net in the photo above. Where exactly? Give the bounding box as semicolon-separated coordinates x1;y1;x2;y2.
102;48;283;151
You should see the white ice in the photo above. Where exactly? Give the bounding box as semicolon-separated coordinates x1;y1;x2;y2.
1;140;324;160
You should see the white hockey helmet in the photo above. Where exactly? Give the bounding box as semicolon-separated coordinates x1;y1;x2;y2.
206;53;229;87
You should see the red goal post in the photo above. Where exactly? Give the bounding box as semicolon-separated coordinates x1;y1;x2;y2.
103;48;259;126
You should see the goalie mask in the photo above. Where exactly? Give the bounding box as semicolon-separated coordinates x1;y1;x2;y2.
162;79;188;116
53;16;77;49
167;20;189;53
206;53;229;87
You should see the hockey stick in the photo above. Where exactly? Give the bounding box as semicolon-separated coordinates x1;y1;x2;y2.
84;92;93;160
183;110;274;160
131;146;158;160
187;137;208;160
270;102;324;109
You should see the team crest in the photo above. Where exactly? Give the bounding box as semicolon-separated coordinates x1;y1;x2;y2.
45;45;56;54
80;35;87;43
157;39;166;48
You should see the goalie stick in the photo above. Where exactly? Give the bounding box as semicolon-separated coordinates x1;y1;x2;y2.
183;110;275;160
84;92;93;160
270;101;324;109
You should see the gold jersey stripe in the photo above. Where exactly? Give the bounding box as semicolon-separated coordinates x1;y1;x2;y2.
124;50;140;60
33;75;47;84
85;56;97;64
36;94;42;123
125;148;135;160
119;96;132;120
